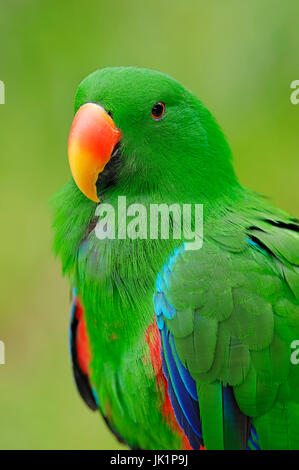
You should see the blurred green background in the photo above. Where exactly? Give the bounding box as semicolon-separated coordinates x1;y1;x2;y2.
0;0;298;449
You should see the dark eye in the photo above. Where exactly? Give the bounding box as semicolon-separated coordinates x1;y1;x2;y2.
151;102;166;121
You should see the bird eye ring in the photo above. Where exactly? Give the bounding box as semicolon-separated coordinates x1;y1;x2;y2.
151;102;166;121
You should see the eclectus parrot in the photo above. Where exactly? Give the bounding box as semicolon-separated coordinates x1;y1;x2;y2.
52;67;299;450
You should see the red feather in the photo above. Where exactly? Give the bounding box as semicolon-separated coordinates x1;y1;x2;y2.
146;320;192;450
75;298;92;376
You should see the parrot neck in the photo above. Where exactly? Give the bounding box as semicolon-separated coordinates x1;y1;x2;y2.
113;158;243;219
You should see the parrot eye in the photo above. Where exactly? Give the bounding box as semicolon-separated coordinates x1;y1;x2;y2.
151;102;166;121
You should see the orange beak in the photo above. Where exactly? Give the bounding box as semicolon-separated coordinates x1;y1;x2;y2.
68;103;121;202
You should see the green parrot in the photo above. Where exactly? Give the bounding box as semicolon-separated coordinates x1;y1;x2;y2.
52;67;299;450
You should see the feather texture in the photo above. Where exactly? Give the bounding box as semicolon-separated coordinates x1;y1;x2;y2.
155;211;299;449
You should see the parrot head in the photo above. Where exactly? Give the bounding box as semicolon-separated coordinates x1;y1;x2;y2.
68;67;238;203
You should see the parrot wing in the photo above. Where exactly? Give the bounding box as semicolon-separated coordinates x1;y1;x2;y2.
154;211;299;450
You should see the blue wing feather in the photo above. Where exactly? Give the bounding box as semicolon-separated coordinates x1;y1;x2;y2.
161;325;202;438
